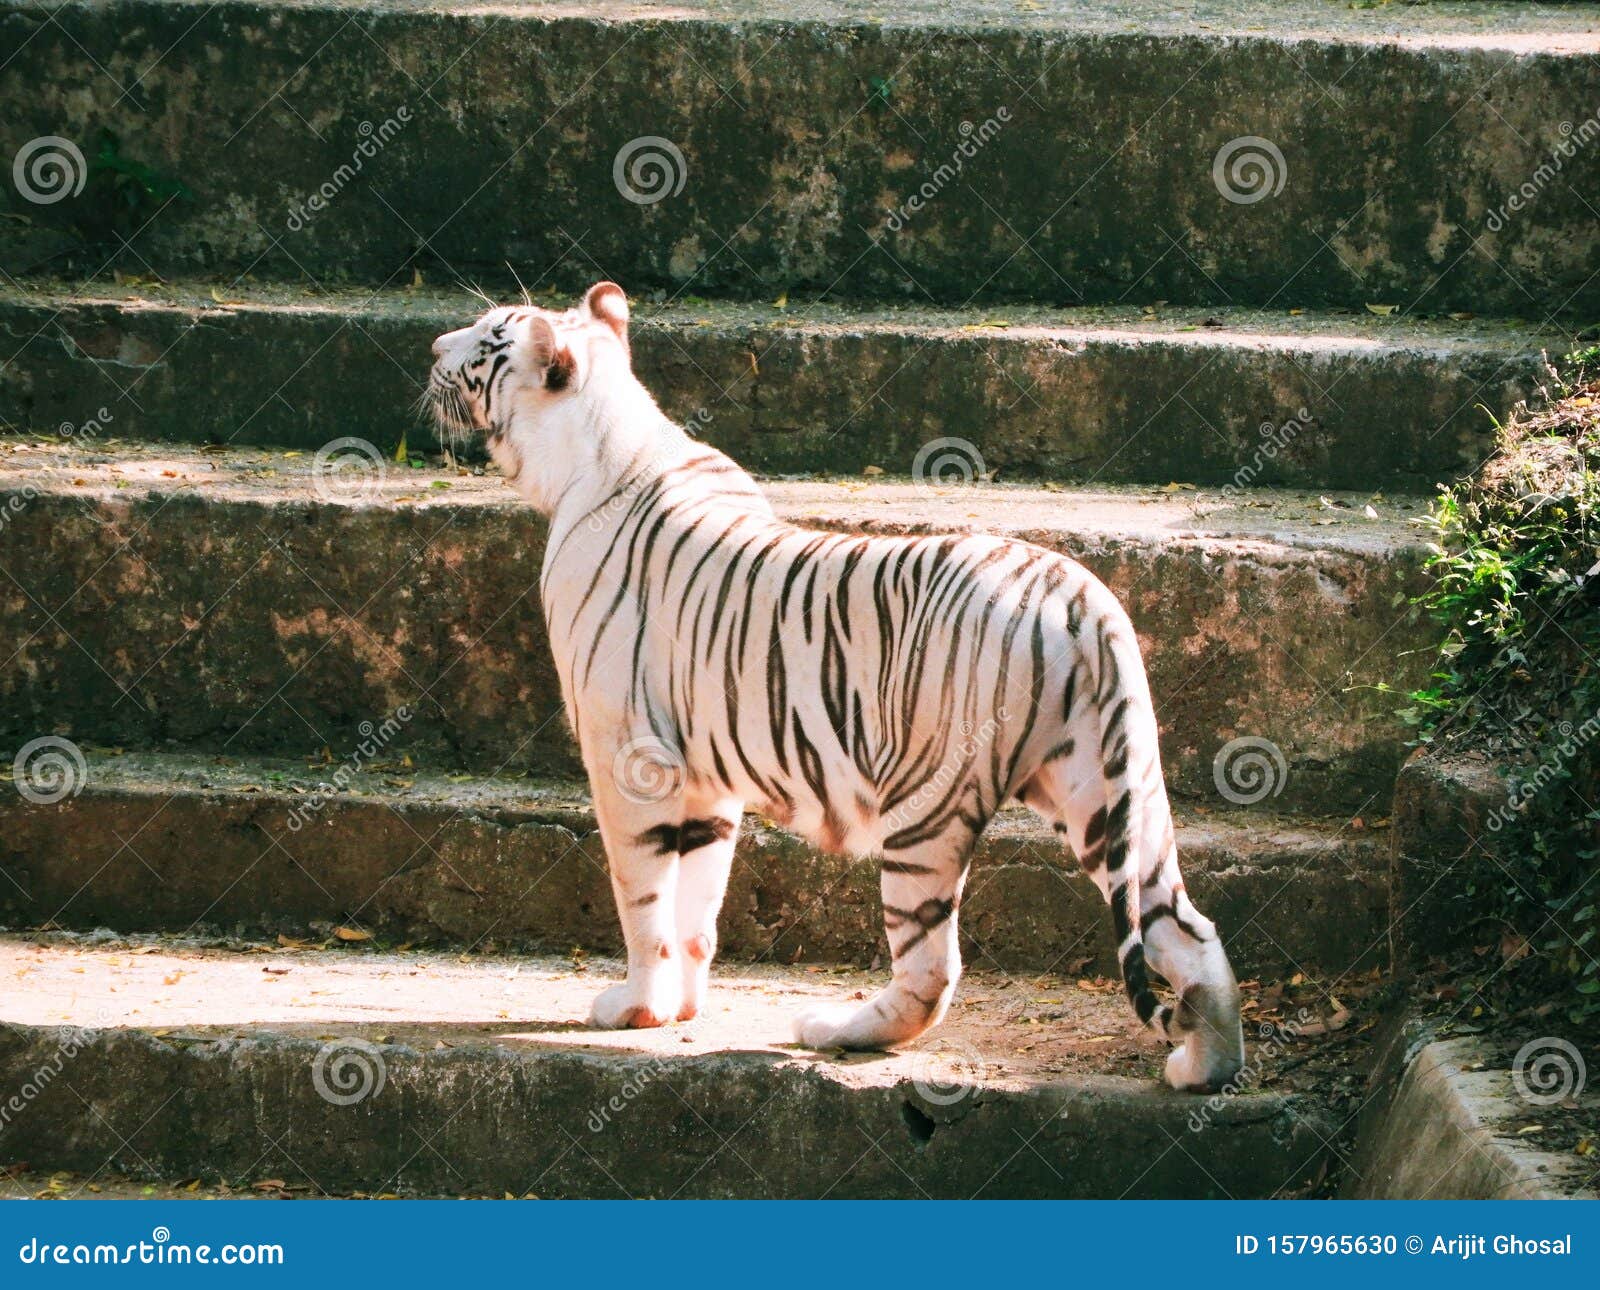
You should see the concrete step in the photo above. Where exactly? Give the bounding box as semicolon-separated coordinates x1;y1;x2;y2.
3;2;1597;314
0;438;1433;812
0;932;1353;1198
0;751;1391;980
0;279;1560;491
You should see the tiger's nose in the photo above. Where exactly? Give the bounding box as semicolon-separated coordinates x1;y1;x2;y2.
431;336;447;359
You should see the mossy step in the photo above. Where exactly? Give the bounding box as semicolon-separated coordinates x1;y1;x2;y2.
0;750;1392;979
0;931;1345;1198
2;1;1597;312
0;438;1433;810
0;279;1561;490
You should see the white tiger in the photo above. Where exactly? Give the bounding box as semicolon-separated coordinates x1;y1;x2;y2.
427;281;1245;1091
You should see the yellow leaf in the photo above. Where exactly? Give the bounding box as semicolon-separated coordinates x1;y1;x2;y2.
394;432;407;464
862;464;884;477
1365;303;1397;316
772;292;788;310
333;926;372;942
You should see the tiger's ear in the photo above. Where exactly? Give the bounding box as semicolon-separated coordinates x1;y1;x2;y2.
583;281;629;352
525;315;576;392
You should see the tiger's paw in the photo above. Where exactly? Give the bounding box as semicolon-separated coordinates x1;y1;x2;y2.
1164;1039;1242;1094
792;1003;866;1050
588;980;681;1031
793;1001;919;1052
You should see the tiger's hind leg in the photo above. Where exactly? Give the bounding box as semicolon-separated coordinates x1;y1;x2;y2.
1021;745;1243;1092
792;817;979;1051
674;795;742;1021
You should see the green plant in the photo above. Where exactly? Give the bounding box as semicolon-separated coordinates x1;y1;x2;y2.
1407;351;1600;1023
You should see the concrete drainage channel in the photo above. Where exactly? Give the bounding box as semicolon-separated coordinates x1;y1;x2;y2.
1;0;1598;1198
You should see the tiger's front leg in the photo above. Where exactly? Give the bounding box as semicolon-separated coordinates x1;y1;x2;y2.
586;768;685;1030
675;795;742;1021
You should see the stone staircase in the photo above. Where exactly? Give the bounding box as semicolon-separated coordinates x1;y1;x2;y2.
1;0;1596;1199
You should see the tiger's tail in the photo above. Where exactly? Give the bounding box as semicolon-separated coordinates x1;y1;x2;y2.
1093;614;1177;1042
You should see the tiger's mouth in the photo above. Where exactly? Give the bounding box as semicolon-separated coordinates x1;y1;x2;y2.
422;373;480;436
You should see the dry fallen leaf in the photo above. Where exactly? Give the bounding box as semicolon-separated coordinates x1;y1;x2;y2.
333;927;372;943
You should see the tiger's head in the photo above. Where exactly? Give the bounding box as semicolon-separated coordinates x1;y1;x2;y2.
426;281;641;511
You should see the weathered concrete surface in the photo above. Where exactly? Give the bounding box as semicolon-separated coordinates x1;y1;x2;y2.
0;441;1432;810
2;2;1597;315
0;282;1557;490
0;752;1390;977
0;935;1336;1198
1388;752;1512;964
1346;1015;1599;1199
